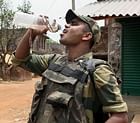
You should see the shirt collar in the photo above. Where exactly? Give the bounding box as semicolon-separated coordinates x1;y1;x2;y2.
74;52;93;62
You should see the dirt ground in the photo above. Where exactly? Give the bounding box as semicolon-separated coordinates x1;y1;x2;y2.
0;77;41;123
0;77;140;123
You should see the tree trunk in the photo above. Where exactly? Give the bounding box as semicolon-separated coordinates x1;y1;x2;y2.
1;63;11;81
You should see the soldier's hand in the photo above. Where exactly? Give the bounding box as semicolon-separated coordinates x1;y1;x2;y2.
28;14;50;37
28;25;49;37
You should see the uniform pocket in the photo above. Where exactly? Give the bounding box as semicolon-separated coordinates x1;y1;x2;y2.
46;91;73;107
42;69;77;107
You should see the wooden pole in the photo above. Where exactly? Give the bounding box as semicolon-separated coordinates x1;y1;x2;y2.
72;0;75;10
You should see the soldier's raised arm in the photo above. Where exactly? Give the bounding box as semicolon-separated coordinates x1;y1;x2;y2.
15;25;48;59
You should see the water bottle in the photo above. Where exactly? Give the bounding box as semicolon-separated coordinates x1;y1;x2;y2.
13;12;41;27
13;12;61;53
13;12;60;32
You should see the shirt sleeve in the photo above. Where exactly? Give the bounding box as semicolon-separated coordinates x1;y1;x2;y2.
11;53;56;75
94;64;128;113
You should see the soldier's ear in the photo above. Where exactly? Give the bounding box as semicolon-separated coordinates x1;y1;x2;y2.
82;32;92;42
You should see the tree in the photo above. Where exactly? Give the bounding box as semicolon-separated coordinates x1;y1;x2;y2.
0;0;26;81
17;0;32;14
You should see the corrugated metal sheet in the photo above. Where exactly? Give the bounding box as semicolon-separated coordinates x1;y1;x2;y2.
76;0;140;18
121;18;140;95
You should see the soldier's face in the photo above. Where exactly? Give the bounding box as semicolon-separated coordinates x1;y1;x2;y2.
59;18;86;46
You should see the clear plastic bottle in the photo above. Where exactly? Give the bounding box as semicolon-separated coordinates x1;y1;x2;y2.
13;12;61;53
13;12;41;27
13;12;60;32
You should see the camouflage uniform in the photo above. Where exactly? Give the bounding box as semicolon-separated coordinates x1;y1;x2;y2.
12;52;128;123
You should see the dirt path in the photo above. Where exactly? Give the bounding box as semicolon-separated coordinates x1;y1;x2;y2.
0;77;41;123
1;77;140;123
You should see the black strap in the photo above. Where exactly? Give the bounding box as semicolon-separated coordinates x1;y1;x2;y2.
48;63;88;83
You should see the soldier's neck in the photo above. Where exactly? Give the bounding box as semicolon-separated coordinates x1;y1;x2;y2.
67;46;91;61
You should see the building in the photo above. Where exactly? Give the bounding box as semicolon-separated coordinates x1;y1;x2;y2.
77;0;140;96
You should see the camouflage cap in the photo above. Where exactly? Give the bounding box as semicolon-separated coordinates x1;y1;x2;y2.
65;9;101;44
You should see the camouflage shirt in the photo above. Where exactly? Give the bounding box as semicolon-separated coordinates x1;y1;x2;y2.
12;52;128;123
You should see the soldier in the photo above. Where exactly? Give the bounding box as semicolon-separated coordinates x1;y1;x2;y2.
12;9;128;123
